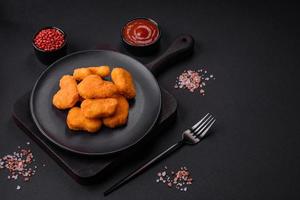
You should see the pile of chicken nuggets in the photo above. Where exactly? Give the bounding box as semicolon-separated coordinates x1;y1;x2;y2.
52;66;136;133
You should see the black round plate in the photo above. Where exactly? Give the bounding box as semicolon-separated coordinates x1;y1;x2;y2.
30;50;161;155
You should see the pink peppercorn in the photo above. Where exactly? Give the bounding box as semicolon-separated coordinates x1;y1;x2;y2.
33;28;65;52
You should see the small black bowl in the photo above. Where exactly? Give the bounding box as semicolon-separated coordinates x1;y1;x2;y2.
121;17;161;56
32;26;67;65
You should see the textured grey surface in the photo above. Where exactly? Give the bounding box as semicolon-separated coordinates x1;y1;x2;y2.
0;1;299;199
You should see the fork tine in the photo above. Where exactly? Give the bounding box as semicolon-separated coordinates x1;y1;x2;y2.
193;114;213;133
195;119;216;138
191;113;210;130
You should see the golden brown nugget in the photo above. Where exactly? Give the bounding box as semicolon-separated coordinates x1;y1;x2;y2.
103;96;129;128
77;75;103;98
89;66;110;77
73;66;110;81
81;98;118;118
52;75;79;109
98;81;119;97
111;68;136;99
73;68;93;81
77;75;118;99
67;107;102;133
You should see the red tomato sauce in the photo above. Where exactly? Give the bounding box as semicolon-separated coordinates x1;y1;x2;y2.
122;19;160;46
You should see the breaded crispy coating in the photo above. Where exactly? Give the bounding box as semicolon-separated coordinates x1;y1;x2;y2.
53;65;136;134
66;107;102;133
73;68;93;81
52;75;79;109
103;96;129;128
77;75;103;98
77;75;118;99
111;68;136;99
73;66;110;81
89;66;110;77
81;98;118;118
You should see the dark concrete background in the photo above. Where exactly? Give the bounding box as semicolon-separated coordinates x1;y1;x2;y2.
0;1;299;199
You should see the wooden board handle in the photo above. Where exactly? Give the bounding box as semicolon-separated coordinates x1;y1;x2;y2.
146;34;194;76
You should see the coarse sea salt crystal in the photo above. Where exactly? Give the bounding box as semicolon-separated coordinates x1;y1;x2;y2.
1;144;39;189
174;68;215;96
156;166;193;191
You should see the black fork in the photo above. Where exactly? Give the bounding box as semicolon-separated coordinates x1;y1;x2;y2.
104;113;216;196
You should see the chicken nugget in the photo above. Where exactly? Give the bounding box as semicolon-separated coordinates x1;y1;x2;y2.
67;107;102;133
81;98;118;118
77;75;118;99
111;68;136;99
73;66;110;81
53;75;79;109
89;66;110;77
73;68;93;81
103;96;129;128
77;75;103;98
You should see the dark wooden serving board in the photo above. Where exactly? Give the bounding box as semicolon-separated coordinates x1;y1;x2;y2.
12;88;177;184
12;35;194;184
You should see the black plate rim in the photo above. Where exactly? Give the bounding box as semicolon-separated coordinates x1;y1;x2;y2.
30;49;161;156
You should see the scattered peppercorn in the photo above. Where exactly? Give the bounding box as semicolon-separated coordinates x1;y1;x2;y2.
33;28;65;51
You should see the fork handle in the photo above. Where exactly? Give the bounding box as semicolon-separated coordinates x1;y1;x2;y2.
104;141;184;196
